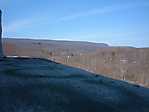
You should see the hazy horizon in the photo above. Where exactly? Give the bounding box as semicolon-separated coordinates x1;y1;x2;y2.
0;0;149;47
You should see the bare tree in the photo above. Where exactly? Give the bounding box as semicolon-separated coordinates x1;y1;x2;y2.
0;10;3;57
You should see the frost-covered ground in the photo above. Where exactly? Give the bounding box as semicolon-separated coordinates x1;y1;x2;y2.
0;57;149;112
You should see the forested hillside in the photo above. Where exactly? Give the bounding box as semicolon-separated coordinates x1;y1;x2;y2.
3;38;149;87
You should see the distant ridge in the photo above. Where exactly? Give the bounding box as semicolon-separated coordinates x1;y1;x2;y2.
3;38;109;54
3;38;109;47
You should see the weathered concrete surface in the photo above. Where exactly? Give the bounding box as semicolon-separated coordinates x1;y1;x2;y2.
0;58;149;112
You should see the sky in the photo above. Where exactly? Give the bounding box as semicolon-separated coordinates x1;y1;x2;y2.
0;0;149;47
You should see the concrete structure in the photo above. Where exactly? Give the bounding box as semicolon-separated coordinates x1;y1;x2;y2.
0;10;3;57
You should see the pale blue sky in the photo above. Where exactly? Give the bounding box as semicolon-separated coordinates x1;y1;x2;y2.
0;0;149;47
